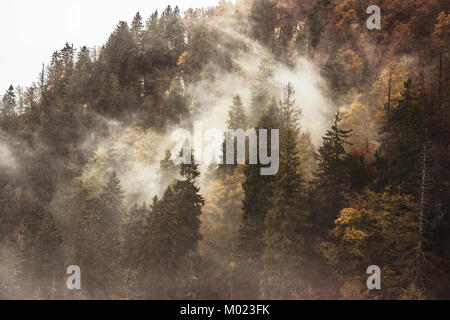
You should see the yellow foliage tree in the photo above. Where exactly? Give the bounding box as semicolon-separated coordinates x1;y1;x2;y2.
322;188;425;299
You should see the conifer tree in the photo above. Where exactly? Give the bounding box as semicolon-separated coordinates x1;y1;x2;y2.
261;83;309;299
217;94;248;177
313;111;352;229
227;95;247;130
249;0;276;46
0;85;17;131
138;154;204;298
100;171;125;225
121;202;147;299
376;80;425;196
235;97;280;299
131;12;144;50
20;205;64;300
249;63;275;125
71;172;124;299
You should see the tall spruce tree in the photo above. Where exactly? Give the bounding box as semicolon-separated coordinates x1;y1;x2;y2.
138;154;204;298
312;111;352;229
71;172;124;299
20;204;64;300
376;80;425;196
121;202;148;299
217;95;249;177
227;95;247;130
235;98;280;299
0;85;17;131
261;83;310;299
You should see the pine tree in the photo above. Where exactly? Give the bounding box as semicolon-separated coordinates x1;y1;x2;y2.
249;63;275;125
121;202;147;299
20;204;64;300
145;11;159;33
138;154;204;298
227;95;247;130
131;12;144;50
313;111;352;229
217;95;248;177
249;0;276;46
122;203;147;270
261;128;309;299
279;82;301;133
376;80;425;196
0;85;17;131
71;172;124;299
100;171;125;225
261;83;309;299
235;97;280;299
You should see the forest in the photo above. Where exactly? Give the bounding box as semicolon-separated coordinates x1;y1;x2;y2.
0;0;449;300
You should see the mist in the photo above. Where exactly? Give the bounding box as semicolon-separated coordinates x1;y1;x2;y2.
1;0;448;300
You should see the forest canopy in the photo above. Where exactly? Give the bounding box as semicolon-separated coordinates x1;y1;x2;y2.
0;0;449;300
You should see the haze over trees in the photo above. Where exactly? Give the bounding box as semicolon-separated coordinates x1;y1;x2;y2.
0;0;449;299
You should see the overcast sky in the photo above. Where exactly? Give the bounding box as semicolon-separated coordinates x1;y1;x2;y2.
0;0;223;93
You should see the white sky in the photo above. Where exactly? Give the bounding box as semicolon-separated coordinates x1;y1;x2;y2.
0;0;223;93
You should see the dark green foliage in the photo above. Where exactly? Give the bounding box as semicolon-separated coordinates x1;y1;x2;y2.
260;83;310;298
312;111;352;229
261;127;309;299
235;100;280;299
0;1;449;300
249;0;276;46
138;154;204;299
20;205;64;299
71;173;125;299
376;80;426;196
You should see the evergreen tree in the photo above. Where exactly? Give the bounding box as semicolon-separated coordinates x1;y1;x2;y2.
122;203;147;270
312;111;352;229
249;63;275;126
71;172;124;299
0;85;17;131
249;0;276;46
121;202;147;299
100;171;125;225
376;80;425;196
279;82;301;133
235;98;280;299
138;154;204;298
20;205;64;300
131;12;144;51
217;94;248;177
227;95;247;130
261;83;309;299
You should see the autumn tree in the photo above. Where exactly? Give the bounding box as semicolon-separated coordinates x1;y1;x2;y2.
323;189;425;299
